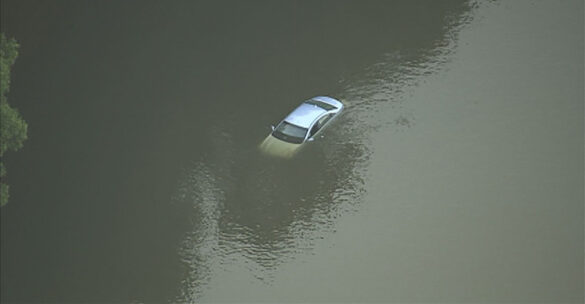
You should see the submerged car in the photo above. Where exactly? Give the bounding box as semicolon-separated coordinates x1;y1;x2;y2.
269;96;344;144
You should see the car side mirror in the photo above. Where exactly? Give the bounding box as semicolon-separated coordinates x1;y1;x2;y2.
307;137;315;142
270;125;275;131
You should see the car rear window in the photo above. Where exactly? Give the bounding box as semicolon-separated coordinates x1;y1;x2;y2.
304;99;337;111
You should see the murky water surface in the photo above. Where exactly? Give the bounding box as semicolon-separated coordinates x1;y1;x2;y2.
1;0;582;302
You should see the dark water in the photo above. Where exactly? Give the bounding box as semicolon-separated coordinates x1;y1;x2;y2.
1;0;583;303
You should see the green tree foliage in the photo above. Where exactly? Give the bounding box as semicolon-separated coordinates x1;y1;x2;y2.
1;34;19;98
0;33;27;206
1;101;27;155
0;183;9;206
0;162;6;206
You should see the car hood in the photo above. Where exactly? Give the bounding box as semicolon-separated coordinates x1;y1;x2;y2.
258;135;303;158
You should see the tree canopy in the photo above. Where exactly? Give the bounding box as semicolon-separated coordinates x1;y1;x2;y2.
1;34;19;99
0;33;27;206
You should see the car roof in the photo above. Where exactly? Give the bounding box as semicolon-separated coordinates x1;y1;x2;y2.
283;103;327;128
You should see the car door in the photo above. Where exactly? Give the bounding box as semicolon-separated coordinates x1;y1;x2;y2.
308;113;333;139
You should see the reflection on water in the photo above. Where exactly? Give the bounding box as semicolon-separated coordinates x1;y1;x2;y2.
175;119;370;300
173;5;478;302
175;162;223;301
2;0;580;302
170;1;482;302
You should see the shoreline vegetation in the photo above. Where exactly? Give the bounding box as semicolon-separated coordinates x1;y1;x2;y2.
1;33;28;206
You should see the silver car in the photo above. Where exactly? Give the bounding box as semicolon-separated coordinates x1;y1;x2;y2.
269;96;344;144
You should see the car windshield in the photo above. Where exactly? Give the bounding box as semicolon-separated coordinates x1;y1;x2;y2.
271;121;308;144
304;99;337;111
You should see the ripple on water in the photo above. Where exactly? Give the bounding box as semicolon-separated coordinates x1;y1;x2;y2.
174;3;479;300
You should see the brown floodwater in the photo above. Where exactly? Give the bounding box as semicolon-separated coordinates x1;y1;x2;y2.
1;0;582;303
